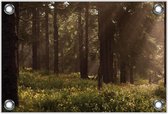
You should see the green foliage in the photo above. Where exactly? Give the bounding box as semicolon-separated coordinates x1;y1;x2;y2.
19;70;97;90
16;71;166;112
134;79;149;85
154;86;166;99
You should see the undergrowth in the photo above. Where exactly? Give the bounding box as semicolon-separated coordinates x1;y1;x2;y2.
14;70;166;112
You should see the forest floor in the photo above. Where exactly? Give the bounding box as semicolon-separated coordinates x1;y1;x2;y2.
14;70;166;112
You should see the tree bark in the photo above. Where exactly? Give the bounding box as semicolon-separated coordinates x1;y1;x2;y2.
98;66;102;90
130;65;134;84
83;4;89;79
36;7;40;70
98;4;115;84
54;4;59;74
113;54;118;82
78;9;84;78
2;2;19;107
98;5;104;87
16;3;19;35
32;8;38;70
45;5;49;73
120;61;127;83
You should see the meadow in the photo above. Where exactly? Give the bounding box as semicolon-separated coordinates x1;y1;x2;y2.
14;70;166;112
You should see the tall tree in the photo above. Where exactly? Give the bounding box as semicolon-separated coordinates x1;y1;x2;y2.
117;4;130;83
118;3;149;84
83;4;89;79
117;3;139;83
45;4;49;73
36;7;40;69
98;4;115;83
129;61;134;84
2;2;19;106
54;3;59;74
78;7;85;79
32;7;38;70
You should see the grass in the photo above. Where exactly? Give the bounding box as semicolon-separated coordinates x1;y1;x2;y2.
14;70;166;112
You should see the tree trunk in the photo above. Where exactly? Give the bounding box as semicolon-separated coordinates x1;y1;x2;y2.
98;4;115;84
16;3;20;71
113;54;118;82
130;65;134;84
2;2;19;107
74;31;79;72
36;8;40;70
54;4;59;74
83;4;89;79
78;9;85;79
16;3;19;35
61;40;64;73
98;5;104;86
120;61;127;83
149;75;152;84
45;5;49;73
32;8;38;70
98;66;102;90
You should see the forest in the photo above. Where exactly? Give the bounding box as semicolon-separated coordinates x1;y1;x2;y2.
2;2;166;112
